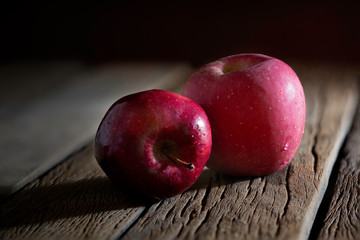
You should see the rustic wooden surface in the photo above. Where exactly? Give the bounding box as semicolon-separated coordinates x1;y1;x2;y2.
0;63;359;240
0;144;148;240
317;93;360;240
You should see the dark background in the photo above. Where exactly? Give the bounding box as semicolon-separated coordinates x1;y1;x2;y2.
1;1;359;66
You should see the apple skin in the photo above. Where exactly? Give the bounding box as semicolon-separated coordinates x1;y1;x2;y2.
182;53;306;176
94;89;212;199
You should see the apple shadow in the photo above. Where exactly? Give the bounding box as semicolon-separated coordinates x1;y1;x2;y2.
189;165;290;194
189;167;255;192
0;176;156;229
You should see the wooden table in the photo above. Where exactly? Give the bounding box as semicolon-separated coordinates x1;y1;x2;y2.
0;61;359;240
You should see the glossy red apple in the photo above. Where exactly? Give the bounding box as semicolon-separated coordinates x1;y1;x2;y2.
183;53;306;176
94;89;212;199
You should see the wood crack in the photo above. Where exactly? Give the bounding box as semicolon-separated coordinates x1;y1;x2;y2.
164;203;176;220
194;208;211;235
311;133;320;174
200;174;213;212
284;166;291;217
111;203;149;239
261;177;267;196
244;179;252;199
179;193;194;218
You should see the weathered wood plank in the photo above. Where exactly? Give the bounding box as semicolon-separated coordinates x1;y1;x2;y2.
120;63;359;240
0;63;193;198
317;92;360;239
0;144;148;240
0;61;85;117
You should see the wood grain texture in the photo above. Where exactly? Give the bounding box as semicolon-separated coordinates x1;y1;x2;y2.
0;144;149;240
317;94;360;240
0;63;359;240
120;63;359;240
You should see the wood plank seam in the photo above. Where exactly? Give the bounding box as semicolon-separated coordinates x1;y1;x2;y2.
316;82;360;239
299;68;359;240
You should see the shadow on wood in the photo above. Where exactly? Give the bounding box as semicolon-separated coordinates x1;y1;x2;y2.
190;165;290;193
0;176;154;228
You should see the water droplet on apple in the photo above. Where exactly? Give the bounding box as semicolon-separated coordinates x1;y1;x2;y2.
281;142;289;152
280;158;289;167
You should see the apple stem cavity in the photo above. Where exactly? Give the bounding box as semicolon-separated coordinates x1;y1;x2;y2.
222;60;261;74
222;63;247;74
163;151;194;171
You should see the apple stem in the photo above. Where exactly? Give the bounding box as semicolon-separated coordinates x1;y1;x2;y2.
163;152;194;171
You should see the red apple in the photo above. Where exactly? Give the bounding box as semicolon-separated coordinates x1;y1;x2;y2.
94;89;212;199
183;54;306;176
